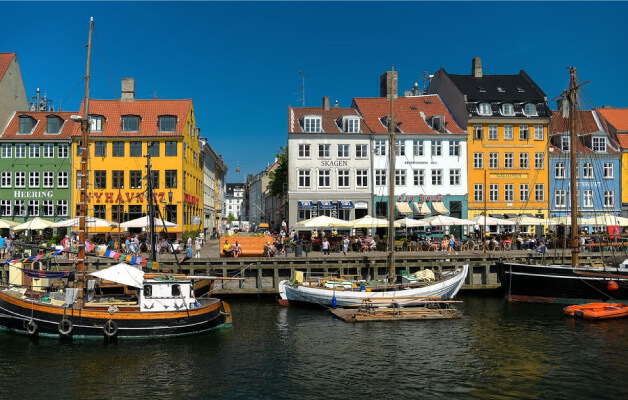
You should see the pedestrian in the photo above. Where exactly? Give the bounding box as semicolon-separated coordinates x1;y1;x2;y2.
448;234;458;255
187;235;192;249
322;237;330;257
0;236;5;260
5;237;12;259
342;236;349;256
182;244;194;263
195;236;202;258
199;231;205;245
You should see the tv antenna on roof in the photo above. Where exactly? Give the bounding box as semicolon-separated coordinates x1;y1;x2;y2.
297;70;307;107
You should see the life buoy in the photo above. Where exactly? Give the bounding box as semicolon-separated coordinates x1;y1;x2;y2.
103;320;118;338
58;319;73;336
26;320;38;335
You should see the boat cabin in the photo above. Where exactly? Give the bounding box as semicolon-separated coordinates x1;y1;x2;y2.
140;278;197;312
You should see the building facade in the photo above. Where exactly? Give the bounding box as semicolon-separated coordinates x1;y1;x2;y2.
595;107;628;217
0;53;28;132
225;183;245;221
200;137;227;236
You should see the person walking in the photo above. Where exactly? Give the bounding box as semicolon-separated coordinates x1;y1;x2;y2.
195;236;202;258
322;237;330;257
342;236;349;256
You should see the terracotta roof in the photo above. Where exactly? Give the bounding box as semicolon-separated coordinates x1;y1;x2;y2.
2;111;77;140
549;110;619;154
0;53;16;82
289;106;372;134
70;99;193;137
596;108;628;131
353;95;466;135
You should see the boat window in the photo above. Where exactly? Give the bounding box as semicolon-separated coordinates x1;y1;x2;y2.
144;285;152;297
172;284;181;297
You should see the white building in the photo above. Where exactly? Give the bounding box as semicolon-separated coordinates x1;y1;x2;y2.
200;138;227;236
225;183;245;220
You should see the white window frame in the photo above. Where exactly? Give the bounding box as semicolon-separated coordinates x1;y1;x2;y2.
555;190;567;208
489;153;499;169
488;125;498;140
535;184;545;201
561;136;569;151
43;143;54;158
303;116;322;133
519;125;529;140
604;163;614;179
395;140;406;156
355;144;368;159
593;137;606;152
356;169;368;188
318;169;331;188
534;125;544;140
504;153;514;169
0;200;10;217
57;171;69;188
583;190;593;208
29;144;40;158
520;184;529;201
56;200;68;217
583;162;593;179
501;103;514;116
58;143;69;158
431;169;442;186
449;169;460;186
28;200;39;217
604;191;615;208
520;153;529;169
14;200;25;217
298;169;311;188
318;144;330;159
413;140;424;156
15;144;26;158
431;141;442;156
473;153;483;169
395;170;406;186
474;184;484;202
505;184;514;202
448;141;460;156
478;102;492;116
1;144;12;158
1;172;11;188
375;169;386;186
43;171;54;188
374;140;386;156
15;171;25;188
535;153;544;170
524;103;538;116
414;170;425;186
42;200;54;217
556;162;566;179
338;169;350;188
345;117;360;133
298;144;310;158
504;125;514;140
337;144;350;158
489;184;499;202
29;171;40;188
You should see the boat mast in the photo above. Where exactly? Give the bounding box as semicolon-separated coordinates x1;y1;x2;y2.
568;67;580;267
77;17;93;307
387;66;396;281
146;153;157;262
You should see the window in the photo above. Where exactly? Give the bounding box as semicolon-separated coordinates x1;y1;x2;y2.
520;153;529;169
413;140;424;156
395;140;406;156
583;190;593;208
14;200;25;216
375;169;386;186
554;189;567;208
112;142;125;157
1;172;11;188
355;144;368;158
91;204;105;219
473;125;483;140
43;171;54;188
337;144;349;158
414;170;425;186
449;169;460;186
298;144;310;158
489;184;498;202
431;169;442;186
90;115;103;132
583;162;593;179
304;116;321;132
28;200;39;217
505;184;514;201
504;125;513;140
19;116;34;133
0;200;10;217
593;137;607;152
561;136;569;151
374;140;386;156
58;144;68;158
488;125;498;140
15;172;25;188
318;144;330;158
555;162;566;179
298;170;311;188
112;170;124;189
395;170;406;186
46;116;61;133
158;116;177;132
151;170;159;189
15;144;26;158
57;171;68;188
165;141;177;157
345;117;360;133
534;125;544;140
338;170;350;187
75;170;82;190
94;141;106;157
130;170;142;189
604;191;615;208
43;143;54;158
478;102;491;115
1;144;11;158
356;170;368;187
449;141;460;156
504;153;514;169
318;170;331;188
489;153;499;169
604;163;614;178
92;170;106;189
147;141;159;157
473;153;483;169
122;115;140;132
29;144;40;158
535;184;545;201
431;141;442;156
56;200;68;217
524;103;537;116
474;184;483;202
501;103;514;116
130;141;142;157
520;184;529;201
165;170;177;188
519;125;529;140
535;153;544;169
29;172;40;188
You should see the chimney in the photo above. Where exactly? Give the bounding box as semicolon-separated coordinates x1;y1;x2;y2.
472;57;483;78
121;78;135;102
380;70;398;99
558;99;569;118
322;96;330;110
334;100;339;108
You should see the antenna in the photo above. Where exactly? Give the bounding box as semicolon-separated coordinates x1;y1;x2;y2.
298;70;307;107
421;71;429;92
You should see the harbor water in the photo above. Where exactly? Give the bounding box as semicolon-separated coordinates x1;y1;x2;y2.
1;293;627;400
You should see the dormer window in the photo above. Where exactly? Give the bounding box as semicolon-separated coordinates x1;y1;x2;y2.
592;137;606;152
523;103;537;116
516;87;525;93
18;116;35;134
477;86;486;93
432;115;445;132
89;115;104;132
158;115;177;132
122;115;140;132
477;102;491;116
341;116;360;133
501;103;514;116
497;87;505;93
46;115;61;134
303;115;322;133
561;136;570;151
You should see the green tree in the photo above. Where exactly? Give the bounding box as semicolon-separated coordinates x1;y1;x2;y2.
227;213;236;222
268;145;288;197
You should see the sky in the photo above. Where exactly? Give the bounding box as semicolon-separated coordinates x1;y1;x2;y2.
3;1;628;182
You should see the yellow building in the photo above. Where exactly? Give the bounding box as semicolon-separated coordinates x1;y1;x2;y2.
70;79;203;240
596;107;628;216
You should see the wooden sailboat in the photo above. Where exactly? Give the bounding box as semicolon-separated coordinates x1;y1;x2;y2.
0;18;232;339
497;67;628;304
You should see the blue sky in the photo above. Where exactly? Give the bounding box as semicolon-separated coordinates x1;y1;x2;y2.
3;1;628;181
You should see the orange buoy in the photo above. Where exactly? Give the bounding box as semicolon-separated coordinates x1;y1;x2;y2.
607;281;619;291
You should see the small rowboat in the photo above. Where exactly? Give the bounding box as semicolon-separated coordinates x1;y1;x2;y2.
563;303;628;320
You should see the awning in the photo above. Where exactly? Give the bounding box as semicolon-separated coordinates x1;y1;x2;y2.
298;201;314;210
504;213;518;218
395;202;412;215
413;202;431;215
318;200;335;210
338;200;354;209
522;213;535;217
354;201;368;209
489;213;505;219
432;202;449;214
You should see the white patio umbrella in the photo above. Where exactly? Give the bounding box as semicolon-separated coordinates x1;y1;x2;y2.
395;217;430;227
580;214;628;227
0;219;20;229
293;215;353;229
51;216;118;228
120;216;178;229
13;217;54;231
507;215;547;226
422;215;475;226
89;263;144;288
469;215;516;226
351;215;400;228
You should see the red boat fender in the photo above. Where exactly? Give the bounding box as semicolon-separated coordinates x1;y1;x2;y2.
607;281;619;291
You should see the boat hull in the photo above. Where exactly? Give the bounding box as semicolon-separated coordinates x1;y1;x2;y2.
278;265;468;307
564;303;628;319
497;262;628;304
0;291;232;339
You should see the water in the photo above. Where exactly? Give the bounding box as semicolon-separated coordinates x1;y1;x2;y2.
1;294;628;400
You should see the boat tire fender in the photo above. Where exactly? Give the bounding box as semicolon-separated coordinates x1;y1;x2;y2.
26;320;38;335
103;320;118;338
58;319;73;336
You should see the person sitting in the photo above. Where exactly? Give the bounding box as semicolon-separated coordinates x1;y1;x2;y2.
503;238;512;251
536;241;547;253
233;241;242;258
223;240;234;257
263;242;272;257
